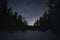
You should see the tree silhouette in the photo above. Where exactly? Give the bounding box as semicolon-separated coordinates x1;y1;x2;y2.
0;0;8;30
34;20;39;26
48;0;60;32
14;12;18;19
18;15;22;23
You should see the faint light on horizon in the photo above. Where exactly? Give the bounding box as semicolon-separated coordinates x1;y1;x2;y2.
27;17;40;26
28;21;35;26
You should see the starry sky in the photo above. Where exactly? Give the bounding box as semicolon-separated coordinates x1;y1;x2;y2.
8;0;48;25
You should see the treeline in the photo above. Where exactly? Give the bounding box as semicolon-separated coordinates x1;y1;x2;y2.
34;12;48;31
0;0;28;31
34;0;60;32
1;0;60;32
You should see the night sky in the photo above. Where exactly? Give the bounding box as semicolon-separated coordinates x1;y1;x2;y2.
8;0;48;25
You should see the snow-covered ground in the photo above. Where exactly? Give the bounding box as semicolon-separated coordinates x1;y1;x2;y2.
0;30;60;40
46;29;52;32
